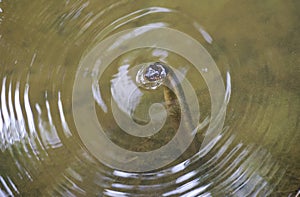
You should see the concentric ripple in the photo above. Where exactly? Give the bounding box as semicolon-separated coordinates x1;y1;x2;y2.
0;0;299;196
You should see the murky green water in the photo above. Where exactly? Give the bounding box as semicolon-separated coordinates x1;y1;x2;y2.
0;0;299;196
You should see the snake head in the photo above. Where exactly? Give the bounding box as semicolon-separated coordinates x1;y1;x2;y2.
144;62;168;81
136;62;169;90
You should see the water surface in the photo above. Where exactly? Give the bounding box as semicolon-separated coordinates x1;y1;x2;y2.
0;0;299;196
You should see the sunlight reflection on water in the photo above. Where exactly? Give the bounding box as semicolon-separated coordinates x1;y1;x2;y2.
0;0;299;196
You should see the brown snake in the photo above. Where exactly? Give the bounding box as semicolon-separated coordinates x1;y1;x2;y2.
137;62;198;154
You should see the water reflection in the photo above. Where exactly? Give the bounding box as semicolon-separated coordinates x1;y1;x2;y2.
0;0;299;196
111;64;143;117
1;78;27;150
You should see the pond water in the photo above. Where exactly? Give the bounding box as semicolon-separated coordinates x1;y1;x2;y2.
0;0;299;196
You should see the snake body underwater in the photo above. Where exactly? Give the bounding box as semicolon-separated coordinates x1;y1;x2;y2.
137;62;198;154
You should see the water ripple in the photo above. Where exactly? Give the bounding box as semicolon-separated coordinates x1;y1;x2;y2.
0;0;299;196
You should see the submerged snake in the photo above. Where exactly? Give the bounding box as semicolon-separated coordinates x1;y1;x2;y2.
137;62;198;154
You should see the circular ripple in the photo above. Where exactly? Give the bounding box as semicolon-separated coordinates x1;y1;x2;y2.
0;1;299;196
72;26;227;172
